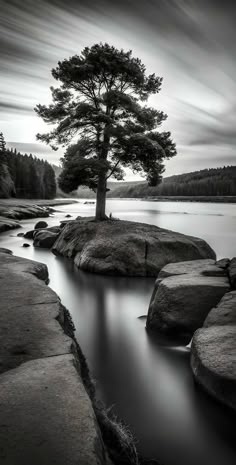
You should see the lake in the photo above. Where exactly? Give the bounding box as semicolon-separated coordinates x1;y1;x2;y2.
1;199;236;465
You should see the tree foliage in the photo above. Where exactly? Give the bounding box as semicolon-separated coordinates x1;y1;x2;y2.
35;43;176;218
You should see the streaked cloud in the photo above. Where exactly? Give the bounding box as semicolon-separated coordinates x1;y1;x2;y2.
1;0;235;176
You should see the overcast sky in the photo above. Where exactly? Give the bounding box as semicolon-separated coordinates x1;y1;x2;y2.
1;0;235;177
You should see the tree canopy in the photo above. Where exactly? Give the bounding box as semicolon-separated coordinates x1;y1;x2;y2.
35;43;177;219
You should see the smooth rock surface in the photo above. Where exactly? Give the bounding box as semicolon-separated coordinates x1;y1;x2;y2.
52;218;216;276
0;250;112;465
191;325;236;411
158;259;226;279
191;290;236;411
147;274;229;339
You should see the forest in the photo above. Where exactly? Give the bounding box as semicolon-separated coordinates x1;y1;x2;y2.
105;166;236;198
0;133;56;199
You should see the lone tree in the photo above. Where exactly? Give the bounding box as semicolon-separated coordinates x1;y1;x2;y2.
35;43;176;220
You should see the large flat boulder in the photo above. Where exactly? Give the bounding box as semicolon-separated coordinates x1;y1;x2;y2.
0;250;113;464
0;354;107;465
191;291;236;411
52;218;216;276
146;274;229;340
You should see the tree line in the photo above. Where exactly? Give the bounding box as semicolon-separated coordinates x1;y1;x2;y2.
106;166;236;198
0;133;56;199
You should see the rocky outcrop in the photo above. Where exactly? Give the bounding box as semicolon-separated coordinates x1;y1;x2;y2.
52;218;216;276
0;215;20;233
146;259;230;341
191;291;236;411
33;230;59;248
0;249;137;465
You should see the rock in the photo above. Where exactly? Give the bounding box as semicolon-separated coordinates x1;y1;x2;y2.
34;220;48;229
146;274;229;340
191;290;236;411
0;251;113;464
65;214;72;218
204;291;236;327
52;218;216;276
17;232;24;237
191;325;236;411
0;355;108;465
34;230;59;249
228;257;236;289
216;258;230;269
158;259;227;279
23;243;30;248
24;229;36;239
0;216;20;233
0;247;13;255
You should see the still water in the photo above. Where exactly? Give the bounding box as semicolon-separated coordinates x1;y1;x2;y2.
1;199;236;465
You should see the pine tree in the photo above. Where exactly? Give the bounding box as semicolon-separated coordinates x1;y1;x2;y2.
35;43;176;219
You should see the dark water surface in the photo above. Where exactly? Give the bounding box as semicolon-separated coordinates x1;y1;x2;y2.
1;200;236;465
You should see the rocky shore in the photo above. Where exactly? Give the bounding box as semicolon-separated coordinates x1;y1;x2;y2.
0;249;138;465
0;199;76;233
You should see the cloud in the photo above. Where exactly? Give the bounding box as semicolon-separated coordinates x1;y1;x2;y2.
1;0;236;175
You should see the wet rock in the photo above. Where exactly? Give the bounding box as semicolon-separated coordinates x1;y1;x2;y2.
65;214;72;218
146;274;229;340
33;230;59;249
17;232;24;237
228;257;236;289
52;218;216;276
24;229;36;239
34;220;48;229
23;243;30;248
0;216;20;233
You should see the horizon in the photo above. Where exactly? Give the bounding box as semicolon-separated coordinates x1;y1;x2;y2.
1;0;236;179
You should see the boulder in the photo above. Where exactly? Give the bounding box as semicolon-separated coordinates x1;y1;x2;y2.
24;229;35;239
146;274;229;340
0;251;113;464
191;291;236;411
34;230;59;249
158;259;227;279
0;216;20;233
228;257;236;289
52;218;216;276
34;220;48;230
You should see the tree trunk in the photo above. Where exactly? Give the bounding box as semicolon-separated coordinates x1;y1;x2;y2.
95;171;107;220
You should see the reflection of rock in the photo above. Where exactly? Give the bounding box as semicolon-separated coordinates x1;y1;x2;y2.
191;291;236;411
53;218;216;276
228;257;236;289
34;230;59;249
35;220;48;229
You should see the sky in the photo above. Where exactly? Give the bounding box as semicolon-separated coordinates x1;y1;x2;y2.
0;0;236;178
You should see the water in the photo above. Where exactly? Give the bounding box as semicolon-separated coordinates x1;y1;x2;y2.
1;199;236;465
